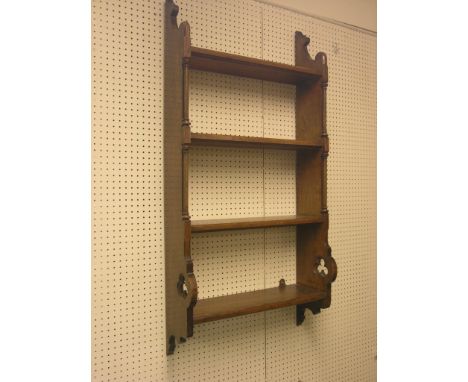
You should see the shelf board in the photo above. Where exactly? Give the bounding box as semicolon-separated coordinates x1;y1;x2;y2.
191;133;321;150
190;47;322;85
191;214;322;233
194;284;326;324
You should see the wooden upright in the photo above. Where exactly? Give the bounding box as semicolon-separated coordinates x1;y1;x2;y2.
164;0;197;355
164;0;337;355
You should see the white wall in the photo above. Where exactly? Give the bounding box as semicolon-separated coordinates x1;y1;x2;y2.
259;0;376;32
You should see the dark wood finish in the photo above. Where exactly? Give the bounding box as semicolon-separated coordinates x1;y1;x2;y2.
191;215;323;233
190;47;322;84
295;32;337;324
194;284;327;324
164;0;198;355
190;132;322;150
181;12;197;341
165;1;337;353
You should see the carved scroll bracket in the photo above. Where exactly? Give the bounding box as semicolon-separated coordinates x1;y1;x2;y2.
297;226;337;326
318;244;337;285
295;31;328;83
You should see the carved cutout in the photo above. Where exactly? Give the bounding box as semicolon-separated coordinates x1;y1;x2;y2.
295;31;328;83
177;274;188;297
323;244;338;284
317;258;328;277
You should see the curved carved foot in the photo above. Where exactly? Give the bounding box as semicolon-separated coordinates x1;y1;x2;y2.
296;302;322;326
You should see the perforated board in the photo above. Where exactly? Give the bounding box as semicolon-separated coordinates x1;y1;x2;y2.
92;0;376;381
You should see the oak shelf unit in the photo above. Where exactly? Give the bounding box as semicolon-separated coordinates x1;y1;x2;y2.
164;0;337;355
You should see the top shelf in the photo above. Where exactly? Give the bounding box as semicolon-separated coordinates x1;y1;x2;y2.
190;47;323;85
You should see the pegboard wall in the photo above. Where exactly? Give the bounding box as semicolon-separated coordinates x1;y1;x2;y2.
92;0;376;381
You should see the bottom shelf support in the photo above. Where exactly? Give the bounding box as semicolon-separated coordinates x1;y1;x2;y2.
296;301;322;326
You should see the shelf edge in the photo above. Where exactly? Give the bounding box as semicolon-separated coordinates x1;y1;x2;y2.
191;215;323;233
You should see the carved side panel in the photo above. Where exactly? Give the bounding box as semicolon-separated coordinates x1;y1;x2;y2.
164;0;197;355
295;31;337;324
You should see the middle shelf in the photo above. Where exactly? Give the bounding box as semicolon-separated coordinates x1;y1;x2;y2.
191;132;322;150
191;214;323;233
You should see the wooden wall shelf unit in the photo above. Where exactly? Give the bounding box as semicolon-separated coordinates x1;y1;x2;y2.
164;0;337;355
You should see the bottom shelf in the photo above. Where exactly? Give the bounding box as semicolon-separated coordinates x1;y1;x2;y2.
194;284;326;324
